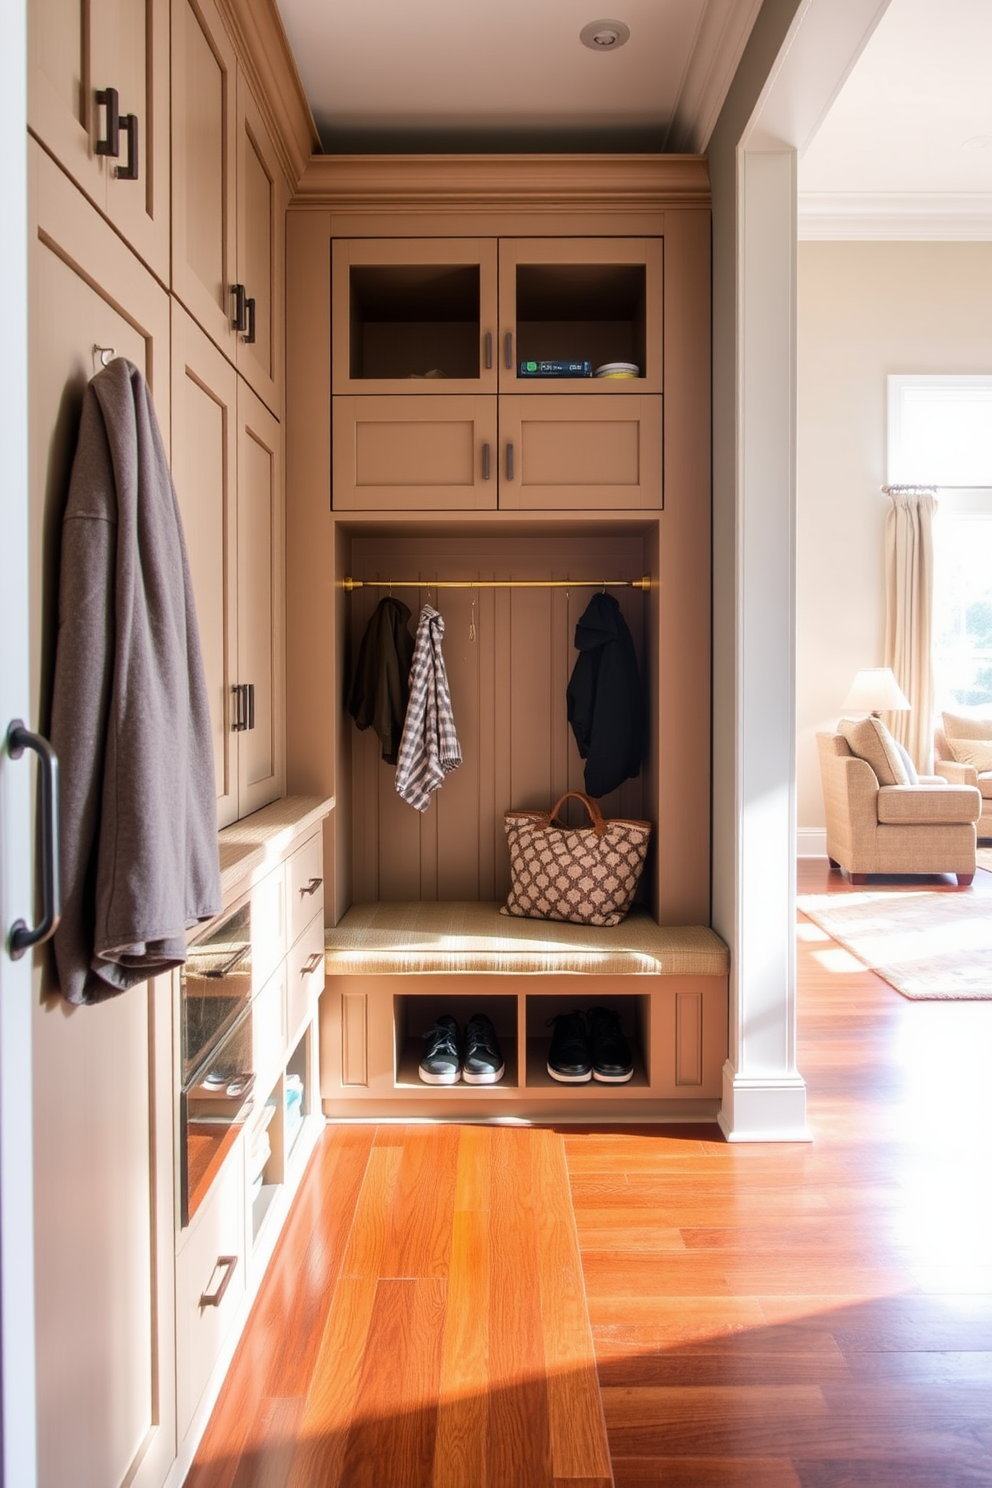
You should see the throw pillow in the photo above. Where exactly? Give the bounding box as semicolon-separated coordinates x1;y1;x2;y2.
838;715;910;786
942;710;992;743
946;736;992;774
892;737;919;784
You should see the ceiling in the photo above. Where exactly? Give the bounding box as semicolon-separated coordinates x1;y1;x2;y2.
798;0;992;238
272;0;992;238
273;0;764;154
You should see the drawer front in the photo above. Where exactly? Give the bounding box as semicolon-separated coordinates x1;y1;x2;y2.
286;913;325;1047
253;961;287;1095
176;1145;246;1437
288;831;324;948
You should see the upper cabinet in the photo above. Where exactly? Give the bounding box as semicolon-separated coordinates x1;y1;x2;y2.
172;0;286;416
171;305;286;829
27;0;171;283
331;236;661;396
331;236;663;510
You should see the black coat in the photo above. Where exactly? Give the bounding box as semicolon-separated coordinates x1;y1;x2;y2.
566;592;643;798
348;597;415;764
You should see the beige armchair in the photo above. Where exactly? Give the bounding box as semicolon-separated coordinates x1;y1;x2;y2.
817;731;981;887
934;711;992;841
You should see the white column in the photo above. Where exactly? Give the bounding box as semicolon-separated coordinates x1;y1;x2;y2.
718;146;810;1142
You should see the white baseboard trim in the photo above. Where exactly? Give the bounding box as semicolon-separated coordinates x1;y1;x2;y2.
718;1062;812;1142
797;828;826;858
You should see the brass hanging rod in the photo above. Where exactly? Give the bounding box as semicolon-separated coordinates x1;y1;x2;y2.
342;575;651;592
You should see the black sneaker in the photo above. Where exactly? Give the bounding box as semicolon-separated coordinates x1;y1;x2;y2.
546;1010;592;1083
462;1013;505;1085
587;1006;634;1083
419;1015;461;1085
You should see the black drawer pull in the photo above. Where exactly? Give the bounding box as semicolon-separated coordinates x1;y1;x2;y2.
116;112;139;180
301;877;323;897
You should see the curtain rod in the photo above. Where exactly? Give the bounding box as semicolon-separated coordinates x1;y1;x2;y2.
342;575;651;592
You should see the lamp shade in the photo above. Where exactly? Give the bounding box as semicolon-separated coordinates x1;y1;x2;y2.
842;667;911;714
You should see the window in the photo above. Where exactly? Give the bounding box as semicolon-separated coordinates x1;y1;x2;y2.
888;376;992;710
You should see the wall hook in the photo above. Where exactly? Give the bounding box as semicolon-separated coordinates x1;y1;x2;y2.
93;345;116;370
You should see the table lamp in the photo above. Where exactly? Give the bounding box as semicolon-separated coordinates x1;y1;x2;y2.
841;667;911;718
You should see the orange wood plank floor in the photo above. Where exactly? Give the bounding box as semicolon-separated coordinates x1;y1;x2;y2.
186;859;992;1487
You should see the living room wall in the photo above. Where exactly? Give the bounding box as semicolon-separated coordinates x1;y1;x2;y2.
796;238;992;849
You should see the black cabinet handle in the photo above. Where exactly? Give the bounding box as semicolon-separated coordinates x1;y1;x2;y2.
247;683;255;731
301;877;323;897
232;684;246;732
116;112;139;180
231;284;248;334
504;330;513;371
505;442;515;481
484;331;493;371
482;442;491;481
95;87;120;158
243;296;256;345
5;721;61;960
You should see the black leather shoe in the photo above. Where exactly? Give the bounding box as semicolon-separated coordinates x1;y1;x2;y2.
419;1015;461;1084
462;1012;505;1084
587;1006;634;1083
546;1010;592;1083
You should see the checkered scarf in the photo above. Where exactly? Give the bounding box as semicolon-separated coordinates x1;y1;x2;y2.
394;604;462;811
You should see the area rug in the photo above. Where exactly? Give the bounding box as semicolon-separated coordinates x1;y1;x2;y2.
797;887;992;1000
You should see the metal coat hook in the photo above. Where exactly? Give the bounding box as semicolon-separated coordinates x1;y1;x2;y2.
469;591;477;642
93;345;116;370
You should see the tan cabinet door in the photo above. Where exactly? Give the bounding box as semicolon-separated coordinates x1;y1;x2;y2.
171;0;239;358
236;77;286;415
172;307;285;826
331;238;499;395
171;304;240;827
332;395;498;510
498;394;662;510
498;237;664;395
237;382;286;816
28;0;170;281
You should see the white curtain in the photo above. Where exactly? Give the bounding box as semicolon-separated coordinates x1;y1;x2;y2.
884;485;938;772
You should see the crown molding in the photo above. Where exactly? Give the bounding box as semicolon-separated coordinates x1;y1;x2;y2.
666;0;765;152
220;0;320;189
798;191;992;240
292;154;711;214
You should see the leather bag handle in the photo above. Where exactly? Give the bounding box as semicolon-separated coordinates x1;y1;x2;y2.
547;791;607;837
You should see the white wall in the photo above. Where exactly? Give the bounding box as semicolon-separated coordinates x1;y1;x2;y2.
796;238;992;844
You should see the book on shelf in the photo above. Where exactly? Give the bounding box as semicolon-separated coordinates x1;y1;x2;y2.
518;359;593;378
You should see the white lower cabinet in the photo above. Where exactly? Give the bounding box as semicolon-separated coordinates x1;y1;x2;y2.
176;1145;247;1440
168;798;331;1487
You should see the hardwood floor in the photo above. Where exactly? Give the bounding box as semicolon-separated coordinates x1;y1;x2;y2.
185;860;992;1487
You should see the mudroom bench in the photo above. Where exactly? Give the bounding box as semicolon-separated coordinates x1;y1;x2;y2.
320;902;729;1121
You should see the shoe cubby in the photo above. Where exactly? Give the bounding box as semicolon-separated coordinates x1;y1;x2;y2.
524;993;650;1092
394;993;519;1091
248;1078;283;1243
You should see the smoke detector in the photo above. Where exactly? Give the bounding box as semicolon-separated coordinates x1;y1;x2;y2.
580;19;630;50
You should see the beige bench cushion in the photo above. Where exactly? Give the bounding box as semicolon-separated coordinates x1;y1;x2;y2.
324;901;729;978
